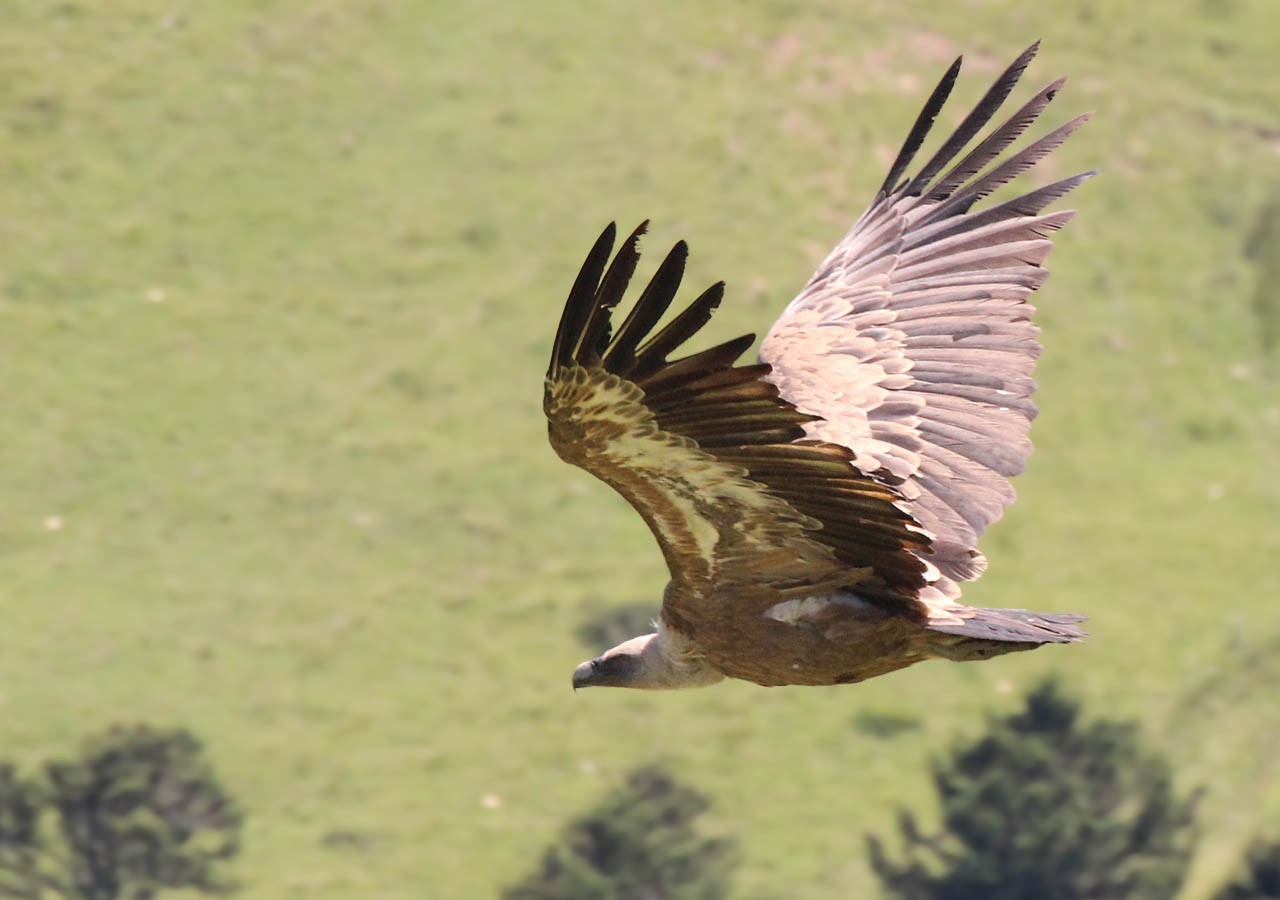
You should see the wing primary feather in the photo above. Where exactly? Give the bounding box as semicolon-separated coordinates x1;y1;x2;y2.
657;398;797;427
912;380;1039;417
901;41;1040;197
877;55;963;199
695;427;810;448
658;400;798;428
712;444;868;470
549;222;616;375
631;281;726;379
574;221;648;367
635;335;757;393
602;239;688;374
767;489;920;527
645;378;781;413
926;77;1069;202
666;363;774;393
929;171;1096;241
922;116;1092;224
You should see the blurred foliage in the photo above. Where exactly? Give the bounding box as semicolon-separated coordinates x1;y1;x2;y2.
0;764;46;897
1212;838;1280;900
852;709;924;740
504;765;736;900
0;725;241;899
868;681;1200;899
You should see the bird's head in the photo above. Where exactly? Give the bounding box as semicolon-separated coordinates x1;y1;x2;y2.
572;630;724;691
572;633;656;690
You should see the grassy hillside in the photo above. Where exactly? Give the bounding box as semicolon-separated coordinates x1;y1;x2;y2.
2;1;1277;897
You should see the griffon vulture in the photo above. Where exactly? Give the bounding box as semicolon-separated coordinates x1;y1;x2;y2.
546;43;1092;690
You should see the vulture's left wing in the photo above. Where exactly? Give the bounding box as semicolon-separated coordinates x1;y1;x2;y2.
761;43;1093;611
544;223;929;631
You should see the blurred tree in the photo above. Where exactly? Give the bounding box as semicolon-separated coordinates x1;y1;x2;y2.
1246;185;1280;359
504;765;737;900
0;725;242;899
0;763;56;898
852;709;923;740
867;680;1199;900
1213;838;1280;899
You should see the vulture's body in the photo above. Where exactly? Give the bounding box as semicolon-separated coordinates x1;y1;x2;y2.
546;44;1091;691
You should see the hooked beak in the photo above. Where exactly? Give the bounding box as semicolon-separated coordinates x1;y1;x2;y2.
572;660;596;691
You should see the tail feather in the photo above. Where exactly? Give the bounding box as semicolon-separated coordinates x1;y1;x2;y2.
929;606;1087;644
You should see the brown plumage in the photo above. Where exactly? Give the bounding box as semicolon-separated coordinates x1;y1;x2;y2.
547;43;1091;691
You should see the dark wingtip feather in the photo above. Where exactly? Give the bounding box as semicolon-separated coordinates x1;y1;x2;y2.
631;280;728;380
549;222;617;376
636;334;757;393
603;239;690;373
878;55;963;199
575;221;650;366
923;77;1073;206
924;110;1093;223
902;42;1041;198
550;225;732;387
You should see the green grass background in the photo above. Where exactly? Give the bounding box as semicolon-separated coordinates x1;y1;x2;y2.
2;1;1278;897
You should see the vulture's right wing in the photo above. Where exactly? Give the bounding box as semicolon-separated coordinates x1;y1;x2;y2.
761;42;1093;599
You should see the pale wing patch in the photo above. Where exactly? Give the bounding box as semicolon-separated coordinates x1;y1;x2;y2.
547;366;850;591
761;282;924;486
764;591;882;625
764;590;898;645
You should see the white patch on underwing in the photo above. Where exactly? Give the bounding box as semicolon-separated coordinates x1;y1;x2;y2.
764;591;880;626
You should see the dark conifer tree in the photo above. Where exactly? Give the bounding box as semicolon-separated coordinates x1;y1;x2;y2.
1213;838;1280;900
505;765;736;900
0;725;242;899
867;680;1199;900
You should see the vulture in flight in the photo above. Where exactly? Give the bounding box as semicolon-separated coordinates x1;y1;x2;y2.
546;43;1092;690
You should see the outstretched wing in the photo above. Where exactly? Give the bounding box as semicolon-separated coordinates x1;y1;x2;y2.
545;222;929;633
761;42;1093;609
